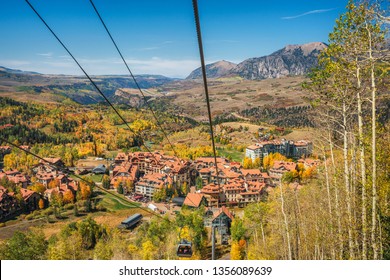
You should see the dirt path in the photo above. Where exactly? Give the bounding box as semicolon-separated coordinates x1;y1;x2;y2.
231;112;251;121
0;218;45;240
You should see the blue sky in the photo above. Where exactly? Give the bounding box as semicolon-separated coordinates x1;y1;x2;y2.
0;0;348;78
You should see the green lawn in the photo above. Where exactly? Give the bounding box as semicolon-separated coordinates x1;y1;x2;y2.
95;191;139;211
88;173;104;183
217;147;244;162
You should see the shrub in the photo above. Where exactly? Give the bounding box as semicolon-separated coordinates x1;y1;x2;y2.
42;208;54;216
96;205;107;212
25;214;34;220
64;204;74;210
32;210;40;217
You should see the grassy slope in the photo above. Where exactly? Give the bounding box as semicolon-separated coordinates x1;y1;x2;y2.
157;76;309;121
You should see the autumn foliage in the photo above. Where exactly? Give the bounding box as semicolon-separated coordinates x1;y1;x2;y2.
78;182;92;200
63;190;75;204
231;240;246;260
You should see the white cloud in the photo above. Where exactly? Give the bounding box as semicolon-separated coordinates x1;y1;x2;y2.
1;54;208;78
0;60;31;67
36;52;53;57
282;8;335;20
124;57;201;78
3;57;201;78
42;61;75;68
129;41;175;52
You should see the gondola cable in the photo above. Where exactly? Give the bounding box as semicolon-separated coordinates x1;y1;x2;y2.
191;0;221;188
25;0;160;163
24;0;203;216
22;0;215;258
88;0;179;158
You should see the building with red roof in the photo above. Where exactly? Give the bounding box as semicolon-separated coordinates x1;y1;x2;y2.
183;193;207;208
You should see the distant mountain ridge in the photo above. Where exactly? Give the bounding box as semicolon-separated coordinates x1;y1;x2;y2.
0;67;176;104
0;66;40;75
233;42;327;80
186;42;327;80
186;60;237;79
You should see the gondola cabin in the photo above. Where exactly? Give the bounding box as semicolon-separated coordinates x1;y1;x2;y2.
176;240;193;258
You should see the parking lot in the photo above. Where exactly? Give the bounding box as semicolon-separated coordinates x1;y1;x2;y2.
126;192;181;217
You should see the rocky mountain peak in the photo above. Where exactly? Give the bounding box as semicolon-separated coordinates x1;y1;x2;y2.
284;42;327;56
230;42;327;80
186;60;237;79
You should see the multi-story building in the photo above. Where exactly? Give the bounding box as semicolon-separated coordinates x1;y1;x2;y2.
0;185;20;221
245;139;313;161
0;170;30;189
111;162;139;187
113;151;194;189
135;173;167;199
269;161;298;184
200;183;225;208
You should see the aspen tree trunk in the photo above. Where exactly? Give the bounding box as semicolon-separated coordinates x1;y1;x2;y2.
367;25;378;259
260;222;266;248
293;188;300;260
258;207;267;251
323;148;333;215
280;184;292;260
356;64;368;259
351;134;360;257
329;131;343;259
378;215;383;259
343;101;354;259
323;150;336;259
280;218;288;259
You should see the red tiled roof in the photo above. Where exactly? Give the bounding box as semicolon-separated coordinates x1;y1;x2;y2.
294;140;311;147
212;206;234;221
200;183;221;194
247;181;266;191
246;145;260;150
261;172;270;178
9;174;29;184
199;168;211;173
272;161;297;172
4;170;19;176
223;185;244;191
115;152;128;160
20;188;37;201
241;169;261;176
195;157;228;164
183;193;205;207
0;145;11;150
